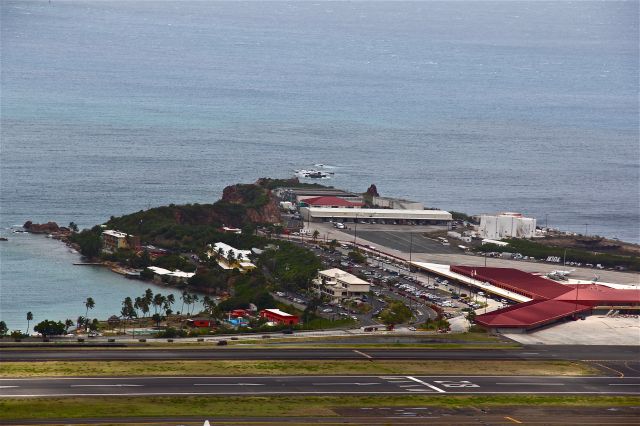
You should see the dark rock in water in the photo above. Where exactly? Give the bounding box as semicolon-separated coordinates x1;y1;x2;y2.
365;184;379;197
23;221;61;234
0;237;7;241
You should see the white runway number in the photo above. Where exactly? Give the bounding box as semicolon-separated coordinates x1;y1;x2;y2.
433;380;479;388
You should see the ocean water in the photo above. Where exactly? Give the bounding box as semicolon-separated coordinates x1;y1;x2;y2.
1;1;638;330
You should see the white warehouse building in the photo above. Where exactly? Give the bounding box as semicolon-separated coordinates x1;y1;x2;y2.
300;207;452;226
478;212;536;239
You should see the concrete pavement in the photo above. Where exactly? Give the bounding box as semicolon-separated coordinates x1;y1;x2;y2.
1;375;638;397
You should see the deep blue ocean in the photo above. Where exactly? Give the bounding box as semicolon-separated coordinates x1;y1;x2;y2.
1;1;638;331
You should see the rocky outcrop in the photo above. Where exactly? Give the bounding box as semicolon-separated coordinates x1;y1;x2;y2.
23;221;64;234
365;184;380;197
217;182;281;225
245;200;281;224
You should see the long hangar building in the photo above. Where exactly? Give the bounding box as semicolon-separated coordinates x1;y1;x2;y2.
300;206;452;225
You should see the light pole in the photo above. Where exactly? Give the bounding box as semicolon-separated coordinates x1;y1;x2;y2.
353;213;358;246
408;232;413;273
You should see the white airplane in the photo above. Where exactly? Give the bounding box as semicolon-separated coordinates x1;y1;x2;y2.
547;269;575;278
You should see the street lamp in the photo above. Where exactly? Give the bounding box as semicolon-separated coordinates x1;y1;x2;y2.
353;213;358;246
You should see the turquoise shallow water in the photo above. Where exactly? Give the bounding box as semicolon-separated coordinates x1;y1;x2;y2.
0;1;638;330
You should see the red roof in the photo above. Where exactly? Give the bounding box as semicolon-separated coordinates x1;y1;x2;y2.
302;196;364;208
451;266;570;300
452;266;640;329
474;300;591;328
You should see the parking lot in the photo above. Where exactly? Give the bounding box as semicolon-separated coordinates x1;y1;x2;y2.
293;240;494;329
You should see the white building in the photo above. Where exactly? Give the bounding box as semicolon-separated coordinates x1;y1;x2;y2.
147;266;195;284
300;207;452;225
478;213;536;239
208;242;256;271
312;268;370;304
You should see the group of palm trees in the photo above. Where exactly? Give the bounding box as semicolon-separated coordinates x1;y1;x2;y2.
25;297;96;336
119;289;178;331
23;289;207;336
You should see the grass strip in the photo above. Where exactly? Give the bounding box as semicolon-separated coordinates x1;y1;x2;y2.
0;360;596;377
1;395;639;420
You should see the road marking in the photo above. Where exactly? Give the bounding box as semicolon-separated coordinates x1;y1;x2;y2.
0;386;19;389
504;416;523;424
70;384;143;387
353;349;372;359
193;383;264;386
312;382;380;386
3;391;640;398
406;376;446;393
608;384;640;386
592;362;625;378
495;383;565;386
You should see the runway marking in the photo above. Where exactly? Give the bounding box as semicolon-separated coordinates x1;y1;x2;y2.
70;384;143;387
433;380;479;388
193;383;264;386
312;382;380;386
406;376;446;393
591;362;625;378
495;383;565;386
504;416;523;424
353;350;372;359
3;391;640;398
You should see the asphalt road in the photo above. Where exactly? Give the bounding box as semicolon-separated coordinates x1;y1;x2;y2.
2;345;638;362
1;375;638;397
346;230;457;254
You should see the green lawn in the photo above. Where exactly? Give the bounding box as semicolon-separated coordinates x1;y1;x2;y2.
0;359;595;377
1;395;638;421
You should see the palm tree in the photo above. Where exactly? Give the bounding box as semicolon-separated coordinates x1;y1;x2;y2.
164;294;175;315
84;298;95;331
144;288;154;306
26;312;33;335
183;293;193;316
153;293;165;315
76;315;86;333
64;319;74;333
227;250;236;266
312;229;320;241
190;294;200;315
180;290;188;316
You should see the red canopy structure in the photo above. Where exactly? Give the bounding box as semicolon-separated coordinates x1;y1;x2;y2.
451;266;640;330
300;196;364;208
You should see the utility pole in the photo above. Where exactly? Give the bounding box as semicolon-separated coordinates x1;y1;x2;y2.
353;213;358;246
584;223;589;236
408;232;413;273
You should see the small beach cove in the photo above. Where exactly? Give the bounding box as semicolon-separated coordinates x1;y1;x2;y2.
0;231;200;332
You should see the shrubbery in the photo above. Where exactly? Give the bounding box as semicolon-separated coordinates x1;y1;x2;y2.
478;239;640;271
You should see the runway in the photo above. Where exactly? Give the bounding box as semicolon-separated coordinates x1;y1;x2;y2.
1;375;638;397
2;345;638;362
